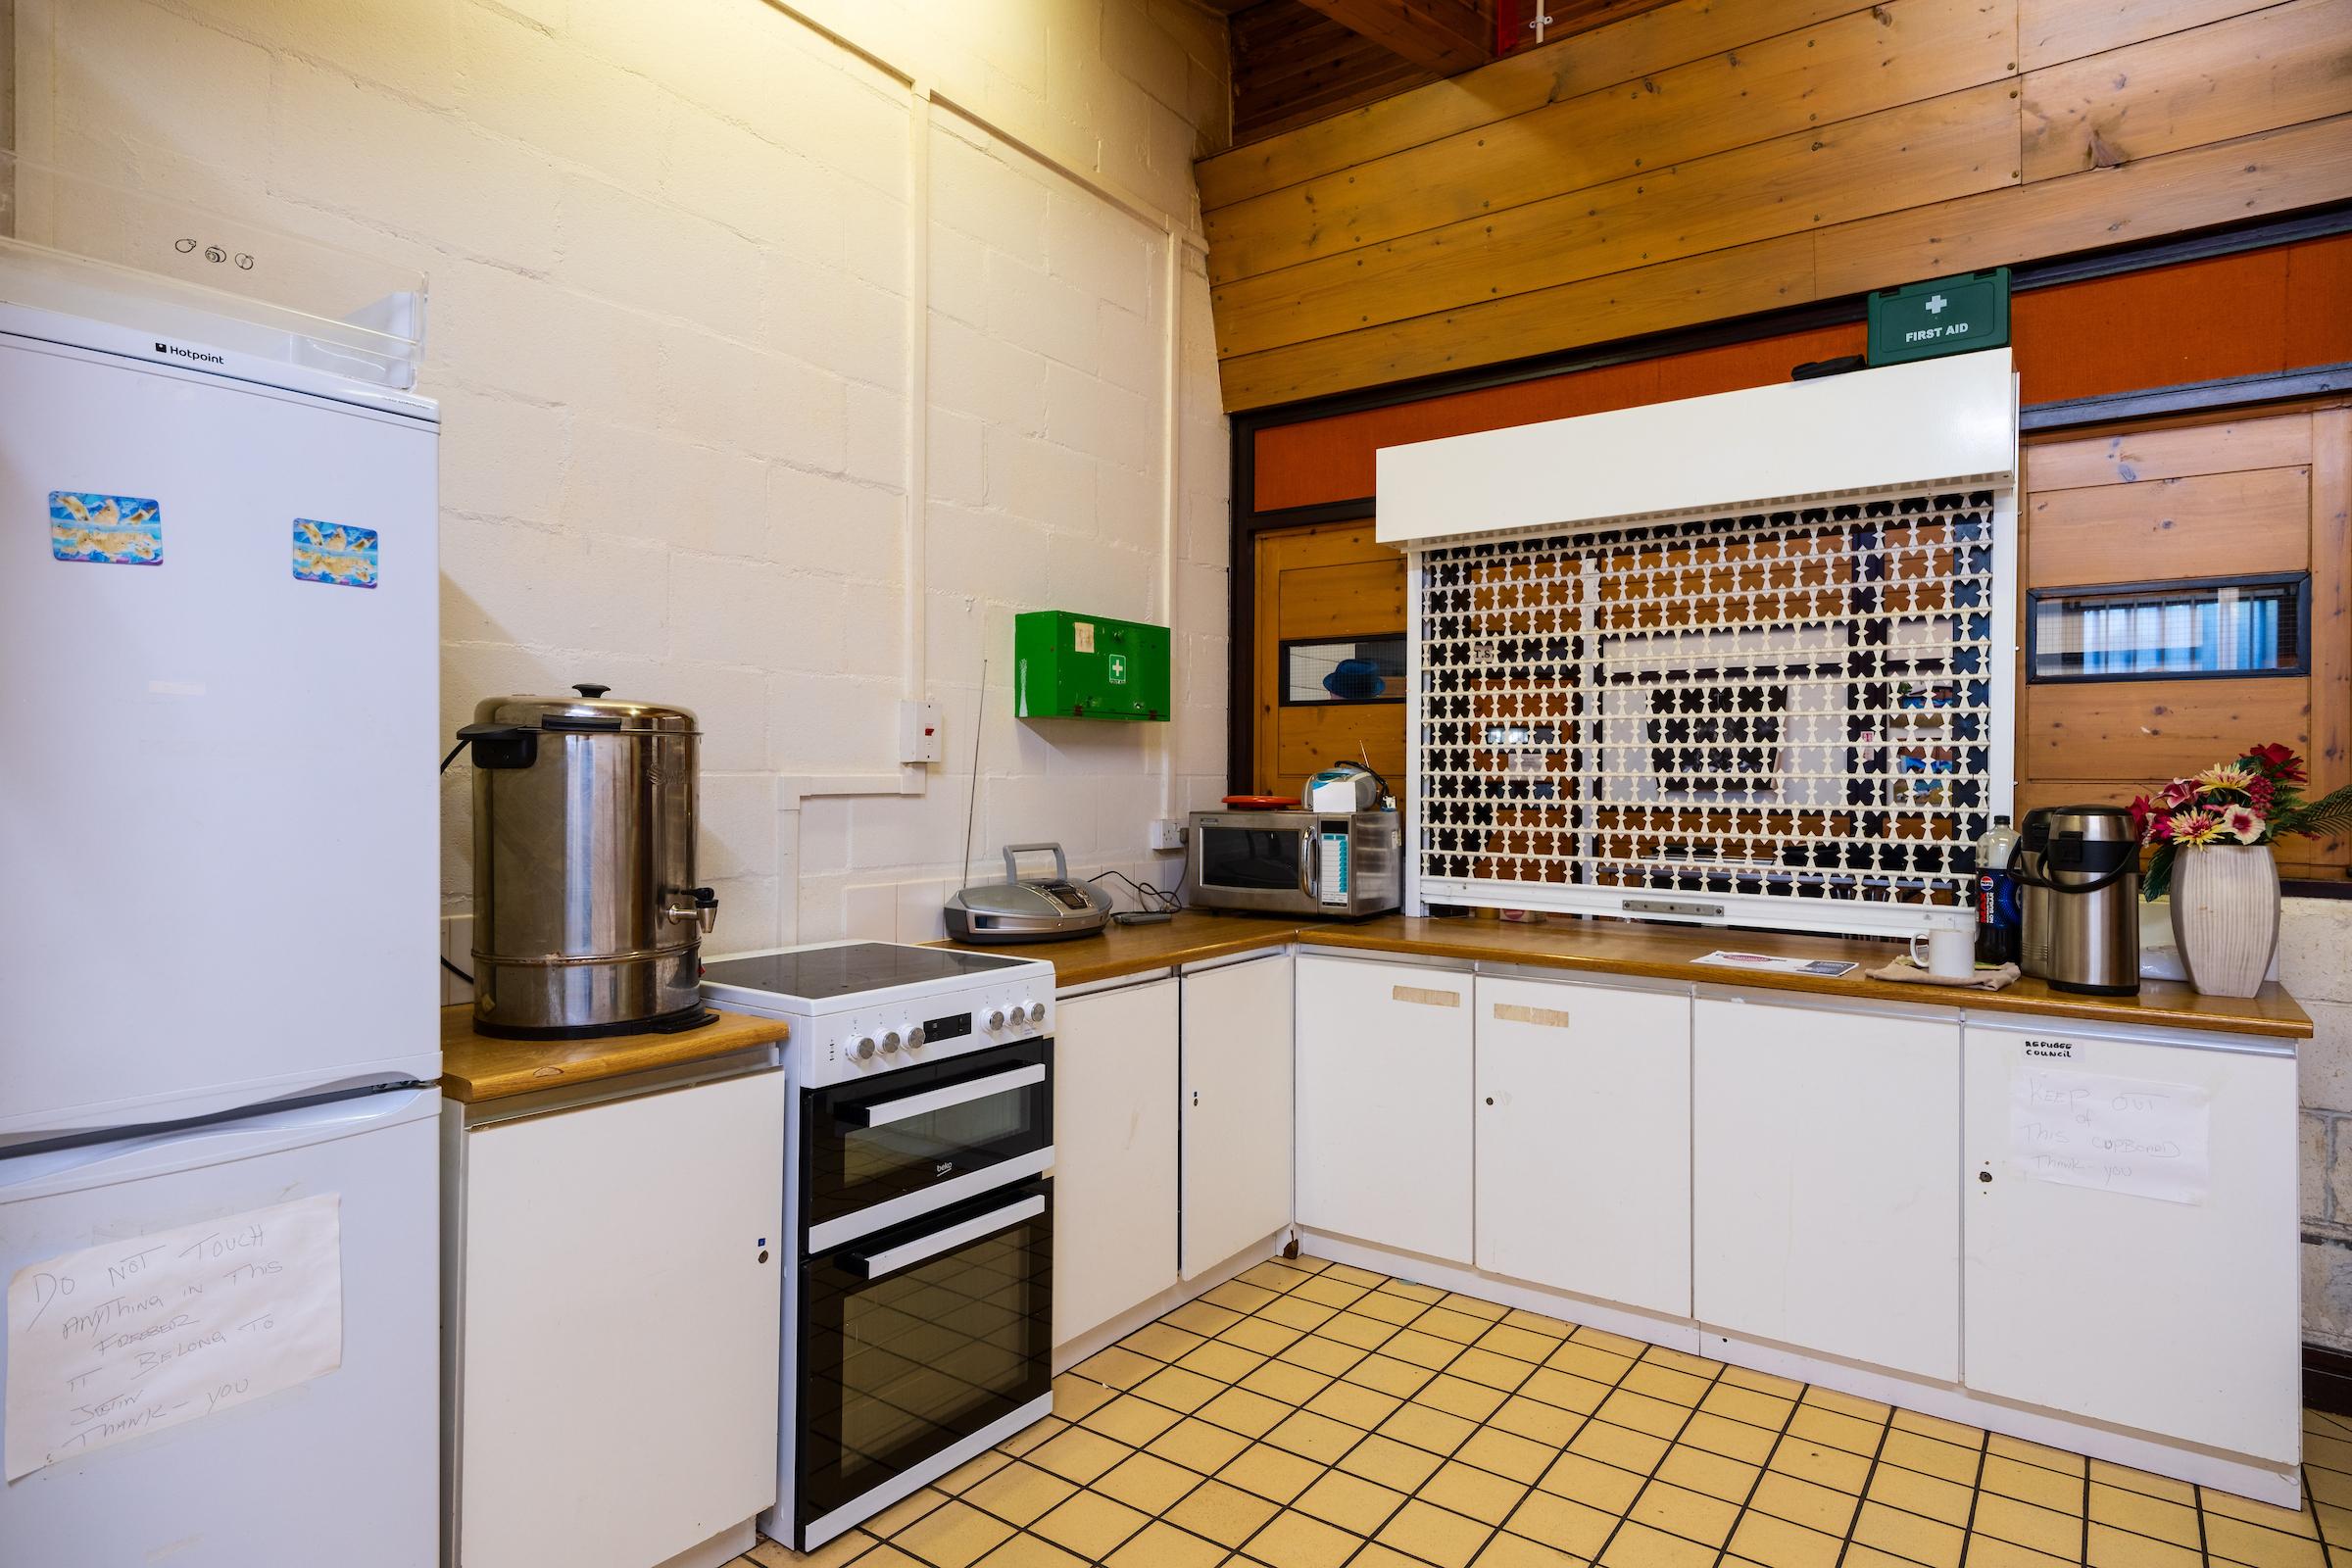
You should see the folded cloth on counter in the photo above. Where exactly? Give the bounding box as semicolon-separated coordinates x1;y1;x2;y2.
1868;956;2021;990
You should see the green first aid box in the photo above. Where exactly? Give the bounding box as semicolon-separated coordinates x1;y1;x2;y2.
1867;268;2010;366
1015;610;1171;721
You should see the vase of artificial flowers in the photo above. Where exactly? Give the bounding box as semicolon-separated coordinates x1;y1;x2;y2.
2132;744;2352;998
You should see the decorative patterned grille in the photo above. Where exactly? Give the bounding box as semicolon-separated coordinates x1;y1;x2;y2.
1414;489;2001;916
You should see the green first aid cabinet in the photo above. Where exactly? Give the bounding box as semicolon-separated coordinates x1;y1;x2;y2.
1015;610;1171;721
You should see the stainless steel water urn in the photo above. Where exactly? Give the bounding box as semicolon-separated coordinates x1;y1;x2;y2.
461;684;716;1038
2015;805;2139;996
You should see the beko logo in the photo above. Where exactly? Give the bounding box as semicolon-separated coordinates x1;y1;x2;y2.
153;340;225;366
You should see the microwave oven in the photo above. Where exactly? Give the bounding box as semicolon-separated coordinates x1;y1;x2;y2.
1188;809;1401;918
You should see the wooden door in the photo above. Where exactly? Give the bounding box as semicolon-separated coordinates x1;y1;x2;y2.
1962;1016;2299;1464
1253;518;1407;798
1051;978;1180;1344
2018;403;2350;878
1692;994;1961;1381
1180;953;1295;1278
1475;974;1691;1316
1294;954;1472;1262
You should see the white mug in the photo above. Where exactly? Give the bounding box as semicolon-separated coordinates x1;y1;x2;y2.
1909;927;1976;979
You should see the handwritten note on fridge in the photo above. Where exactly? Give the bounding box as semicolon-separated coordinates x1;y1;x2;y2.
2008;1065;2210;1205
4;1194;343;1480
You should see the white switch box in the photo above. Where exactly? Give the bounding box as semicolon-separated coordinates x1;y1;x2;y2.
899;701;943;763
1149;817;1187;852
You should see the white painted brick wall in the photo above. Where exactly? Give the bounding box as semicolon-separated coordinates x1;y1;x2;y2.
14;0;1229;966
2278;897;2352;1348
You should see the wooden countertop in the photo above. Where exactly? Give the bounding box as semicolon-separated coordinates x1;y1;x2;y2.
934;910;1307;989
439;1005;791;1104
1305;917;2312;1039
941;911;2312;1039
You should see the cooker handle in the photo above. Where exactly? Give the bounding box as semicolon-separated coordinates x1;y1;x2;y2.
838;1063;1047;1129
839;1192;1046;1282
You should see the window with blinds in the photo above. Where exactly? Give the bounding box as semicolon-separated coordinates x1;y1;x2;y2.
1411;487;2012;933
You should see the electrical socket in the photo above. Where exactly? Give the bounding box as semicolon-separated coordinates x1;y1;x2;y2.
1149;818;1187;852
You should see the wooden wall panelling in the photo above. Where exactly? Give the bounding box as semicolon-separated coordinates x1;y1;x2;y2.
1211;80;2021;360
2025;466;2313;586
2020;412;2316;490
1245;233;2352;513
1232;3;1438;146
1197;0;1862;209
1811;114;2352;294
1252;519;1407;796
2312;405;2352;869
1204;0;2352;414
2021;0;2352;179
1204;0;2016;284
1222;117;2352;410
2022;677;2312;781
2017;0;2278;74
1295;0;1494;74
1218;230;1821;413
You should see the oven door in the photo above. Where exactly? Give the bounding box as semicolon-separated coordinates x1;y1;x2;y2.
1190;812;1314;913
802;1039;1052;1250
797;1178;1053;1541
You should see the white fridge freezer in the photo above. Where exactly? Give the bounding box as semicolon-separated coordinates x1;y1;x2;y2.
0;307;441;1143
0;1088;440;1566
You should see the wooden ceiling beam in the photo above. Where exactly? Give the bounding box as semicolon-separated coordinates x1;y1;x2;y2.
1294;0;1494;75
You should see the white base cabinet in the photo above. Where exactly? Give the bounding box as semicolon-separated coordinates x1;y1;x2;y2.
449;1069;784;1568
1181;954;1295;1279
1475;975;1690;1316
1693;995;1961;1381
1963;1018;2300;1463
1051;977;1180;1345
1296;955;1473;1263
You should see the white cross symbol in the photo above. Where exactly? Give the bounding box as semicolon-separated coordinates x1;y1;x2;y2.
1924;294;1948;315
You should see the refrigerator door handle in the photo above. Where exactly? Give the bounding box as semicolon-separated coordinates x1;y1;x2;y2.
0;1088;438;1195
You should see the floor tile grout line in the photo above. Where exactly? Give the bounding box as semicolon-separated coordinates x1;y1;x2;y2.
1706;1367;1835;1568
1547;1331;1736;1566
1950;1416;1995;1564
1218;1265;1437;1567
821;1255;2334;1568
1829;1394;1900;1568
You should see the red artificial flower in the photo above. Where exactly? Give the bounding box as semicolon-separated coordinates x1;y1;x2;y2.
2128;794;2154;842
2247;742;2308;783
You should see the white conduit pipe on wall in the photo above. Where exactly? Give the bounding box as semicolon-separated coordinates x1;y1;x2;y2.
757;0;1205;934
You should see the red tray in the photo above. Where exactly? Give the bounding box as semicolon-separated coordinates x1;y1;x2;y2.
1220;795;1299;809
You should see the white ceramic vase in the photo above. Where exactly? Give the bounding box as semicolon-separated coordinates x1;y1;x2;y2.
2169;843;2280;998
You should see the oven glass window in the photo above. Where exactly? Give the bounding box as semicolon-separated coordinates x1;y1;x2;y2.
806;1042;1050;1232
1199;825;1302;891
800;1183;1052;1527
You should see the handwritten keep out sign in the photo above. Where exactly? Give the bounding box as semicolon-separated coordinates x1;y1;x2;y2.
5;1194;343;1481
2009;1065;2211;1206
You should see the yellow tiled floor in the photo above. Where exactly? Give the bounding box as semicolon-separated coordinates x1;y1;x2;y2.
739;1254;2352;1567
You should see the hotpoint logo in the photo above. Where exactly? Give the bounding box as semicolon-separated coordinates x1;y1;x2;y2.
153;340;226;366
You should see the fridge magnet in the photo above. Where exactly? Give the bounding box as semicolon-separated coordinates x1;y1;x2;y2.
49;491;162;564
292;518;378;588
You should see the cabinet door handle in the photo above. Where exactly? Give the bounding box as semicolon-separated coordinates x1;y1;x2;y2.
1392;985;1460;1008
1494;1003;1572;1029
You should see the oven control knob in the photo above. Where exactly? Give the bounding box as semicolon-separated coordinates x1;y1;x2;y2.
880;1030;902;1055
906;1025;925;1048
1026;1002;1047;1024
988;1008;1006;1030
854;1036;876;1060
